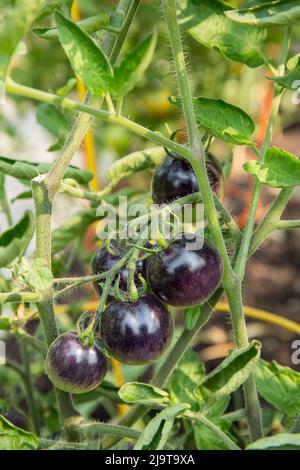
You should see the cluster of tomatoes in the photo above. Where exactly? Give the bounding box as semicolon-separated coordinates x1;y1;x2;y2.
46;151;223;394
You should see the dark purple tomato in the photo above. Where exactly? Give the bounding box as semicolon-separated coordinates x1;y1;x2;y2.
45;332;108;394
91;247;146;300
151;152;223;204
147;234;223;307
100;294;173;365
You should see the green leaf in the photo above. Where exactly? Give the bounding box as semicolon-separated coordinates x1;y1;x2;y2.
169;349;205;411
36;103;69;139
247;433;300;450
244;147;300;188
195;341;261;408
118;382;170;406
55;11;113;96
0;415;38;450
0;155;93;186
33;13;109;40
0;0;45;80
194;417;233;450
226;1;300;27
184;305;201;330
255;360;300;425
52;209;100;254
0;317;11;331
170;97;255;146
0;211;35;268
107;147;166;186
177;0;267;68
25;259;53;291
134;403;189;450
112;31;157;98
273;57;300;90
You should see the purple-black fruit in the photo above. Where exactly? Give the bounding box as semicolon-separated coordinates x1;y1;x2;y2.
100;294;173;365
45;332;108;394
147;234;223;307
151;152;223;204
91;247;146;300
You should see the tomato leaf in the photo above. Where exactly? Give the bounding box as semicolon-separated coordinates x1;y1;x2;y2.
177;0;267;68
255;360;300;426
226;1;300;27
118;382;170;406
0;155;93;186
0;0;45;80
107;147;166;186
112;31;157;98
247;433;300;450
169;349;205;411
194;417;234;450
36;103;69;139
195;341;261;408
134;403;189;450
55;11;113;96
34;13;110;40
170;97;255;146
0;211;35;268
244;147;300;188
25;259;53;291
273;57;300;90
0;415;38;450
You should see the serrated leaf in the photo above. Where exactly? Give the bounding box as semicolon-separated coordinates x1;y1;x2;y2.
134;403;189;450
25;259;53;291
195;341;261;408
0;211;35;268
0;0;45;80
0;415;38;450
247;433;300;450
169;349;205;411
55;11;113;96
273;57;300;90
226;1;300;27
244;147;300;188
107;147;166;186
0;155;93;186
255;360;300;425
118;382;170;406
170;97;255;146
177;0;267;68
184;305;201;330
112;31;157;98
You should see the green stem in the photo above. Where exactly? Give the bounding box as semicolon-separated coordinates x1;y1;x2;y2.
160;0;263;442
32;177;77;423
250;188;293;255
276;219;300;230
0;292;43;304
68;421;141;441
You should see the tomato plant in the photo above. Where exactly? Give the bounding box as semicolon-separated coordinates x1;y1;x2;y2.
0;0;300;453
